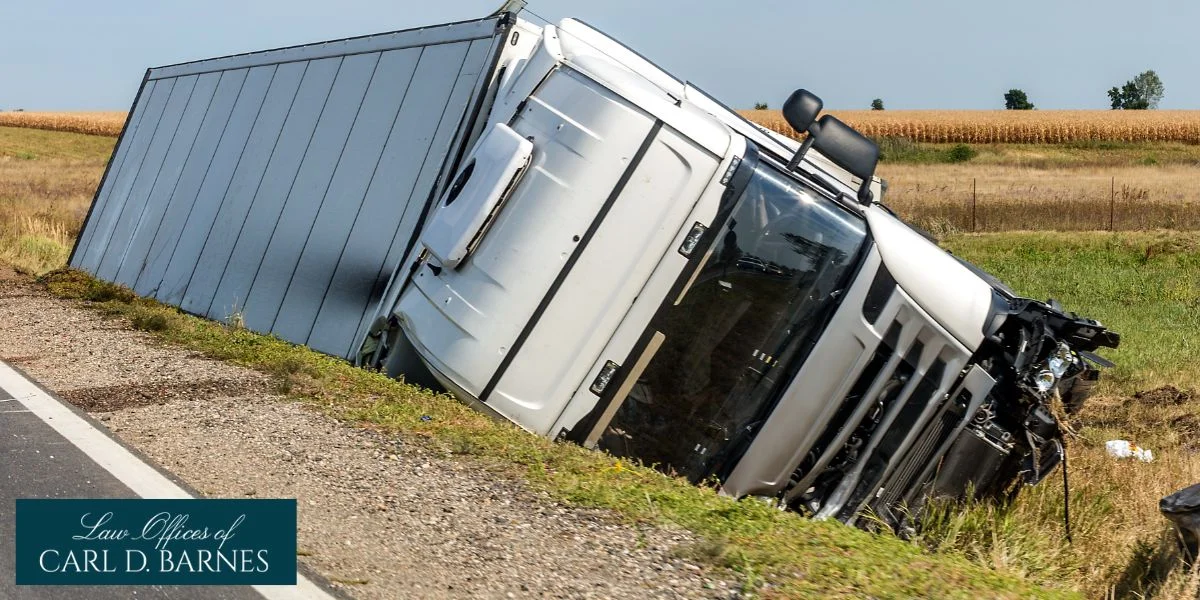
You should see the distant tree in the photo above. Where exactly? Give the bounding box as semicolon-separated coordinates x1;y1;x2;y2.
870;98;885;110
753;102;769;110
1108;82;1146;109
1108;70;1164;109
1108;85;1123;109
1133;70;1165;108
1004;89;1035;110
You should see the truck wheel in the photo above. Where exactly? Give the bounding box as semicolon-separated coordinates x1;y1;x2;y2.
383;326;446;393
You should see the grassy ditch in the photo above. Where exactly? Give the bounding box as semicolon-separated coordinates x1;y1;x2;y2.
932;232;1200;599
944;231;1200;395
38;231;1200;598
39;269;1055;599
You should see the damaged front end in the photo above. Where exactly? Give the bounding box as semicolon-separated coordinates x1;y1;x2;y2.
927;292;1120;503
790;274;1120;530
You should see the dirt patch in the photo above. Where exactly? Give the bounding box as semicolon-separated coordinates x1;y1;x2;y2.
1131;386;1194;406
61;377;271;412
1;354;40;365
1139;236;1200;261
1083;387;1200;451
1168;414;1200;451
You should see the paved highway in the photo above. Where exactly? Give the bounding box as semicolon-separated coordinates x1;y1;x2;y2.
0;360;340;600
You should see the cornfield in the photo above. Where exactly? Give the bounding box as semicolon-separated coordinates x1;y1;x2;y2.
7;109;1200;144
0;112;127;137
742;109;1200;144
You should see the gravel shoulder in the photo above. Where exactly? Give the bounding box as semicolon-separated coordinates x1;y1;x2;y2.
0;270;738;599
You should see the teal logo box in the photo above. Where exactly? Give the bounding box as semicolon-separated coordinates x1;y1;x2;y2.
15;499;297;585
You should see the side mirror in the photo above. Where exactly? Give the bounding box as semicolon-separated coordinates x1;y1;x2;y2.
781;88;880;205
810;115;879;204
782;89;823;134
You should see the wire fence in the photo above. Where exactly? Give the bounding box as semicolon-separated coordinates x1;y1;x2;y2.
884;176;1200;233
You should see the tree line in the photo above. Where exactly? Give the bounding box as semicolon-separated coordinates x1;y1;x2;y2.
859;70;1165;111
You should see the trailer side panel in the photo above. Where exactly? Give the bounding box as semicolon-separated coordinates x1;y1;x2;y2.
70;16;509;359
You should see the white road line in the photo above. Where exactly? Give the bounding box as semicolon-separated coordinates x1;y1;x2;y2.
0;361;339;600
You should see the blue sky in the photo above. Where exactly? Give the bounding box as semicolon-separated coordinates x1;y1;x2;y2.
2;0;1195;111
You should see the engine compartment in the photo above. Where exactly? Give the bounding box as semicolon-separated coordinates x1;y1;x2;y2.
930;293;1120;501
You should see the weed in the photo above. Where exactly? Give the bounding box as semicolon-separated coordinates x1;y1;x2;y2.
946;143;977;163
674;537;731;565
41;269;135;303
873;138;977;164
918;216;962;240
226;310;246;330
130;311;172;332
126;304;181;332
1064;140;1135;151
875;137;922;162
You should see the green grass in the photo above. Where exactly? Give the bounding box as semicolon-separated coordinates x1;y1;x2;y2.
0;126;115;161
876;138;979;164
876;138;1200;168
39;269;1060;599
4;235;71;274
943;231;1200;394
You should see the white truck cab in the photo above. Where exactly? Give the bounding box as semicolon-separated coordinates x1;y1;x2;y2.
379;17;1118;524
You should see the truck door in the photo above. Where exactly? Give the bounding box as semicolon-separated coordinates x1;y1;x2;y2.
395;66;723;435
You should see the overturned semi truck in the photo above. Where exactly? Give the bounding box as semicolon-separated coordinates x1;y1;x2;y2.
71;10;1118;528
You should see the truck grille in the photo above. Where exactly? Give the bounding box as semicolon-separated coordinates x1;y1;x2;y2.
836;356;947;520
873;405;959;521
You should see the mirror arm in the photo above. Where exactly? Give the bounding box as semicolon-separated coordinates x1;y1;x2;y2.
787;134;815;172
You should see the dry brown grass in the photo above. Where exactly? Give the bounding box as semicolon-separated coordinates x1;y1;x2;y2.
0;158;102;274
0;111;127;137
0;128;109;274
744;109;1200;144
879;164;1200;233
921;430;1200;599
965;392;1200;599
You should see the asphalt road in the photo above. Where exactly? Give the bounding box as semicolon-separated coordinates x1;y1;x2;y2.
0;361;338;600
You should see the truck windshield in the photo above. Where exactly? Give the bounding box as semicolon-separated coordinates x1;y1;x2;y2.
598;161;868;483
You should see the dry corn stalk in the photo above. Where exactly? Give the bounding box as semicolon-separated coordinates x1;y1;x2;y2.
742;109;1200;143
0;112;127;137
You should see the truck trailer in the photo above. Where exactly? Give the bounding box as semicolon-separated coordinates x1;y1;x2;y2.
70;10;1118;528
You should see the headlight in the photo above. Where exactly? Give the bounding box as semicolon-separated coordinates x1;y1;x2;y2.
1047;355;1067;378
1047;342;1072;378
1033;370;1056;393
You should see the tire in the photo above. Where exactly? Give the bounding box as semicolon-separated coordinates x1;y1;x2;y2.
383;327;446;393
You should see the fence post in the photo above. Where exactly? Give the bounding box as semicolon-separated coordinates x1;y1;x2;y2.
1109;176;1115;231
971;178;977;233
